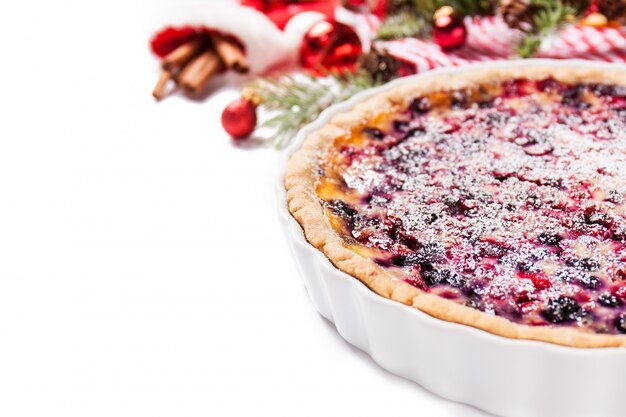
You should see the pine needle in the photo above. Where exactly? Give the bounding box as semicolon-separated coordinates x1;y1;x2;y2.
517;0;580;57
377;10;429;40
250;71;381;149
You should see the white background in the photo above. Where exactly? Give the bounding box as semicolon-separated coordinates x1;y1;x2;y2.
0;0;490;415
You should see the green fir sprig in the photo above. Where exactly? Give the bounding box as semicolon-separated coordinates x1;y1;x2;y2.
250;71;381;149
377;10;430;40
377;0;494;41
517;0;580;57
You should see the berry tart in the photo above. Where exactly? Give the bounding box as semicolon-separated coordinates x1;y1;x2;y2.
285;64;626;348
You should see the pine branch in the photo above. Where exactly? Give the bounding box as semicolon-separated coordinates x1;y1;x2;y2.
438;0;494;17
410;0;493;19
411;0;439;19
377;10;430;40
377;0;494;40
249;71;381;149
517;0;579;57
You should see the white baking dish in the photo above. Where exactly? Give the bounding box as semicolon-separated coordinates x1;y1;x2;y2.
276;59;626;417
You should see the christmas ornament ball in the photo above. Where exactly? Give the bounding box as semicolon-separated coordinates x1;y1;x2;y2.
222;97;257;139
432;6;467;50
299;19;362;74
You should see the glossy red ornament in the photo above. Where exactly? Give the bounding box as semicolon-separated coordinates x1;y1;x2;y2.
432;7;467;51
299;19;362;74
221;97;257;140
240;0;288;11
241;0;337;29
371;0;388;19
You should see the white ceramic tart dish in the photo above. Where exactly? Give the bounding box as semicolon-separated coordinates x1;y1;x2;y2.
278;60;626;417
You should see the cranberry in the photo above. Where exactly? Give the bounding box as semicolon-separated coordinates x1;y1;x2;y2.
536;77;562;93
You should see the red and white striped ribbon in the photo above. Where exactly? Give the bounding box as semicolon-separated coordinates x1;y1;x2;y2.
375;16;626;74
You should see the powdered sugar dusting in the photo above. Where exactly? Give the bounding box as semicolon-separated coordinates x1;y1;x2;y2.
320;79;626;334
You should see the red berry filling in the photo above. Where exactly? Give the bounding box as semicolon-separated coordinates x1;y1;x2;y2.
318;78;626;335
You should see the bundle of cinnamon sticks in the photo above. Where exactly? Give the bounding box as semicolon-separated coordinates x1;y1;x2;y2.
152;32;249;100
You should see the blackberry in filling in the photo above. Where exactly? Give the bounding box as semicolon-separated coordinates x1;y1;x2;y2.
317;78;626;335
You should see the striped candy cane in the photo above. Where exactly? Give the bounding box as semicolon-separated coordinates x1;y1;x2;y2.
375;16;626;74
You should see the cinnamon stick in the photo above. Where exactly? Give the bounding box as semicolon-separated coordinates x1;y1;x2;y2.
177;49;223;95
209;33;249;74
152;70;171;100
162;39;204;72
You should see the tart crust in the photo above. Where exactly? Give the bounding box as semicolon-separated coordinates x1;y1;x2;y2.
285;65;626;348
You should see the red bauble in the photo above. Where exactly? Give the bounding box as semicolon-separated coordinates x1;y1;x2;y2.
299;19;362;74
241;0;337;29
432;9;467;51
371;0;388;19
240;0;289;11
222;97;258;140
150;26;198;58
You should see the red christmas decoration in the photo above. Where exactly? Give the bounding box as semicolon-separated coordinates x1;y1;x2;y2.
299;19;362;74
241;0;337;29
222;97;258;139
371;0;388;19
432;6;467;50
341;0;387;18
150;26;199;58
240;0;290;11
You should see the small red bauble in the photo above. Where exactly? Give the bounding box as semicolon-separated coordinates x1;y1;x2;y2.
222;97;257;140
299;19;362;74
432;7;467;51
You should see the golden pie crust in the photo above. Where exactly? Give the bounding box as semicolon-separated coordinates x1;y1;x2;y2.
285;65;626;348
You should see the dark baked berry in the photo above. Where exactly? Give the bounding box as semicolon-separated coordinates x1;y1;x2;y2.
615;314;626;334
410;97;431;114
479;242;509;258
598;293;623;308
584;210;612;227
576;274;602;290
390;255;407;267
405;242;447;266
401;127;426;142
451;90;468;108
443;270;466;288
562;85;590;108
517;260;539;273
537;77;561;93
542;297;583;323
421;267;466;288
393;120;410;133
326;200;357;221
556;269;602;290
422;212;440;225
362;127;385;140
538;232;562;245
566;258;600;272
442;194;473;215
417;242;447;263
